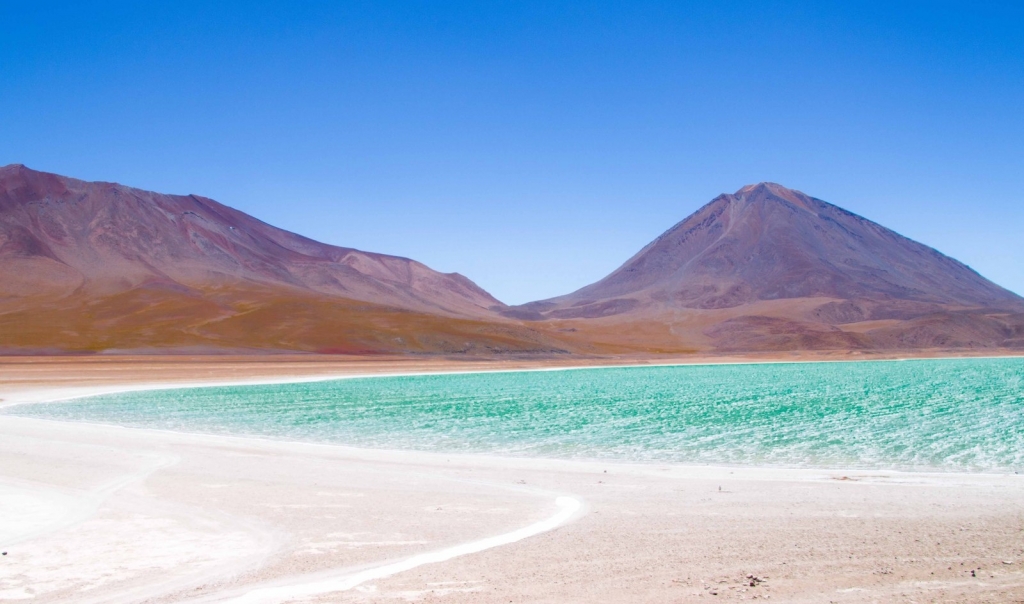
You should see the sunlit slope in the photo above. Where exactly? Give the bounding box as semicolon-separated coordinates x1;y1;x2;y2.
4;166;1022;355
511;183;1024;352
0;164;571;354
0;163;499;317
0;285;572;354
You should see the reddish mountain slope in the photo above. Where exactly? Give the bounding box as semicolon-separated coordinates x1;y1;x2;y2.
0;164;498;316
512;183;1024;352
0;165;567;354
4;168;1020;355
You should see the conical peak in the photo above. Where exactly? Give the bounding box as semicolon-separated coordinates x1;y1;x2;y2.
735;181;805;198
535;181;1022;315
729;182;817;211
737;181;784;194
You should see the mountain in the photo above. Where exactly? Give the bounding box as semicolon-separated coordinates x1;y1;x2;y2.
511;183;1024;352
4;169;1020;355
0;164;566;354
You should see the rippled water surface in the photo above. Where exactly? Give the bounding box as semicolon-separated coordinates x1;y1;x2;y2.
7;358;1024;472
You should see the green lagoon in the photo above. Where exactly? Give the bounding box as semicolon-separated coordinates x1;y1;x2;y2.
6;358;1023;473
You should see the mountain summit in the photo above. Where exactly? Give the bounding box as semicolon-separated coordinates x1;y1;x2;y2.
513;183;1023;351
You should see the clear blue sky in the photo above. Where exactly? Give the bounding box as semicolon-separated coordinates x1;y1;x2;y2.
2;1;1022;304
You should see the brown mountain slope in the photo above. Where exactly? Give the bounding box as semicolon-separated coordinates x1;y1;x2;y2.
511;183;1024;352
0;165;569;354
0;164;498;316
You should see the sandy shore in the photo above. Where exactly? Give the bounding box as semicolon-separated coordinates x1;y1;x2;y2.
2;356;1023;603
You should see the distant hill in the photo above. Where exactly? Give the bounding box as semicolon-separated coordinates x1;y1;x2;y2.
510;183;1024;352
0;164;566;354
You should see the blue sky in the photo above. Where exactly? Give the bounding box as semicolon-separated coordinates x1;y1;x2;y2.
2;1;1022;304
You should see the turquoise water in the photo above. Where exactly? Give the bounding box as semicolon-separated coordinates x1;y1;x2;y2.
6;358;1024;472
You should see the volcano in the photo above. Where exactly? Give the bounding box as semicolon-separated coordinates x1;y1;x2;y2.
511;183;1024;352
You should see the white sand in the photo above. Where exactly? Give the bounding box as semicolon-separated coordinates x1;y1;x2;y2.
214;496;582;604
2;359;1023;603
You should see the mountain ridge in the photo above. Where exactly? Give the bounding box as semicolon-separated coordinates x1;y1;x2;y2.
0;163;500;317
0;164;573;354
2;166;1021;354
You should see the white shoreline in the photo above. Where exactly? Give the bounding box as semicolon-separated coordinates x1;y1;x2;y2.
4;358;1023;603
3;357;1022;481
4;385;1021;496
3;413;1021;603
0;367;602;603
207;496;583;604
4;353;1019;409
6;413;1022;484
4;354;1019;407
0;414;590;603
